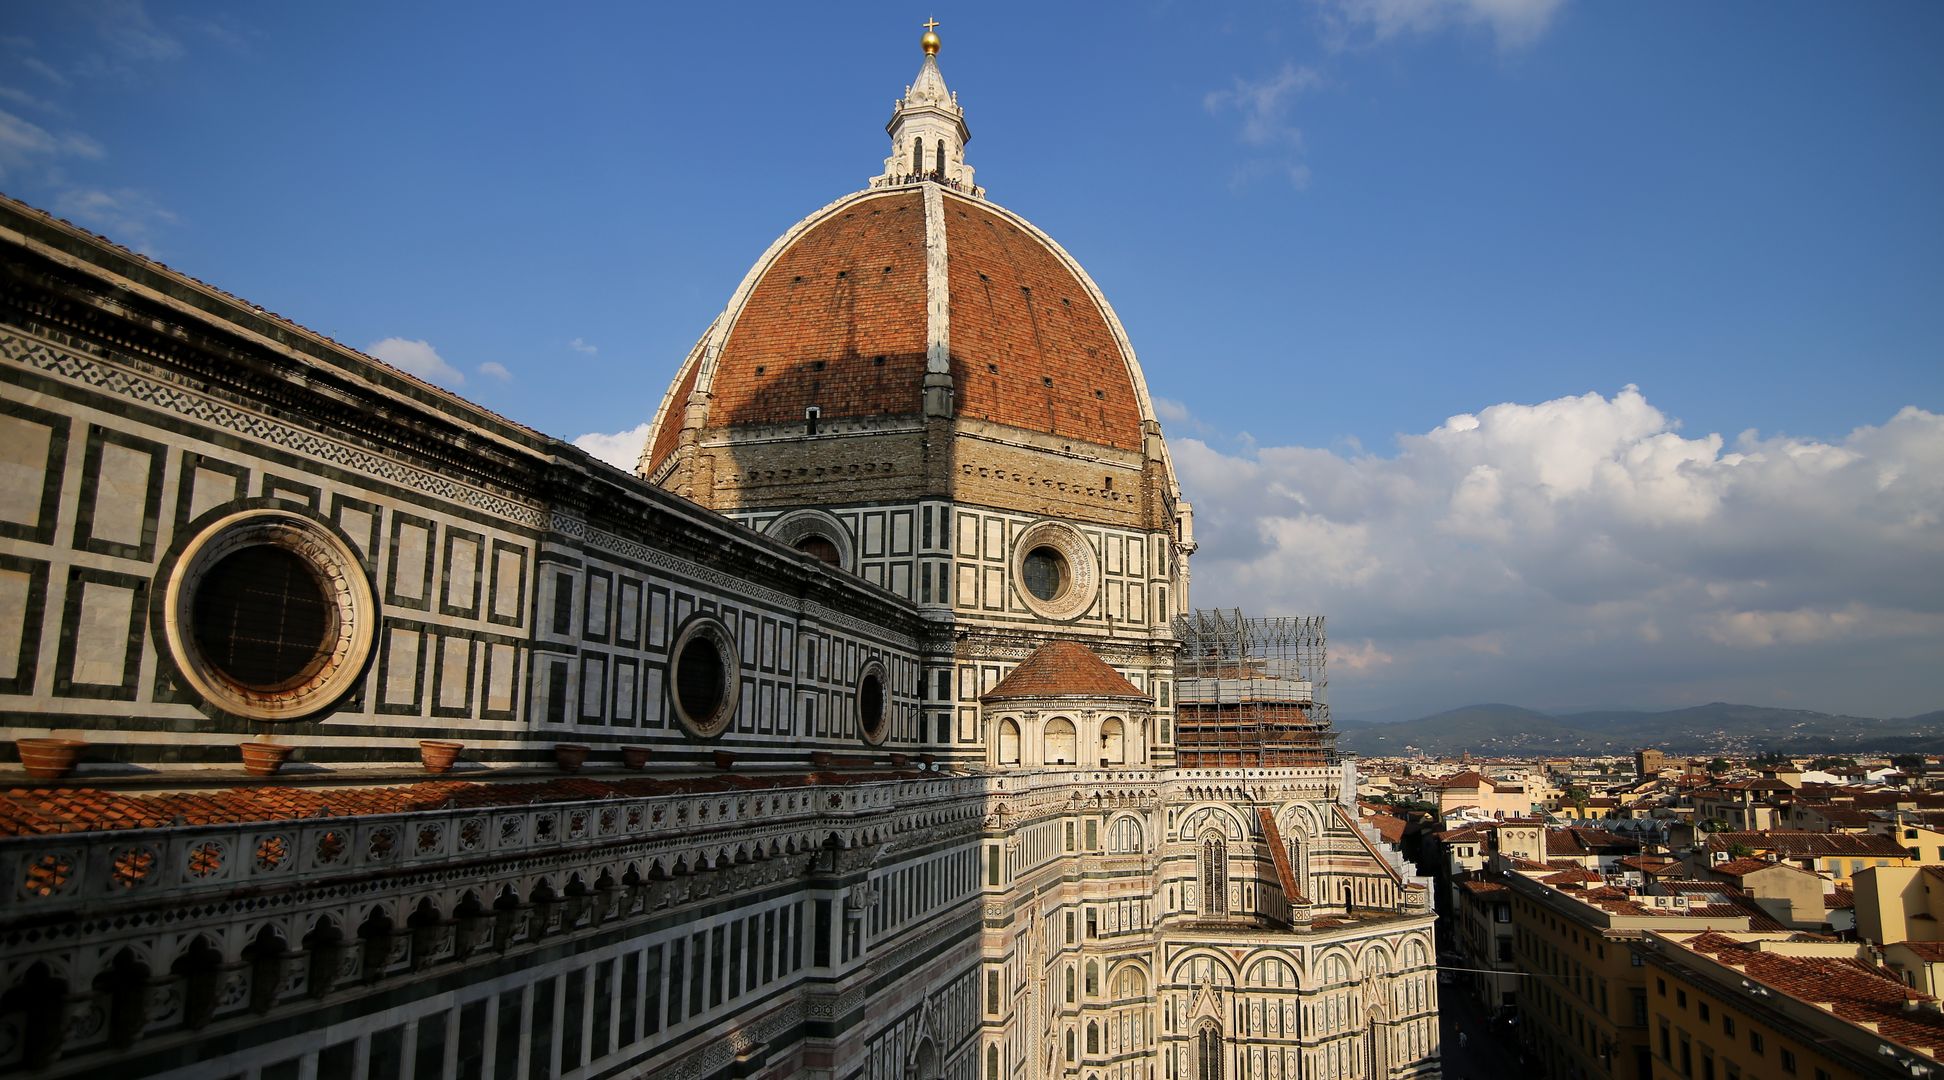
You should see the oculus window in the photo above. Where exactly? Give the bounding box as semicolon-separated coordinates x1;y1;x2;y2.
157;506;375;721
670;616;740;739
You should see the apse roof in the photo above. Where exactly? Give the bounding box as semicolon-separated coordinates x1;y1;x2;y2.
982;640;1148;701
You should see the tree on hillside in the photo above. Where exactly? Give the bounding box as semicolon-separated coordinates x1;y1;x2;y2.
1707;757;1730;775
1810;755;1857;771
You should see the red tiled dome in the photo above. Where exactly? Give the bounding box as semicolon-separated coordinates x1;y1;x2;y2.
642;186;1150;477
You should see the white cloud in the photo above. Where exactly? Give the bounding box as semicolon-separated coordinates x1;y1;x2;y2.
1174;390;1944;719
84;0;183;63
1317;0;1567;50
573;423;653;472
52;186;176;253
21;56;69;89
1203;63;1323;187
0;85;67;117
366;337;465;386
477;361;512;381
569;337;598;356
0;108;104;178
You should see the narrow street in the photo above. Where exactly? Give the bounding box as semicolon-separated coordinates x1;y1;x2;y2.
1438;977;1529;1080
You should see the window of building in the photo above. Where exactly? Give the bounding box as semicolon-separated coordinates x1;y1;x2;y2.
670;617;739;738
856;662;888;744
163;508;376;722
1779;1048;1796;1073
1023;546;1068;602
1722;1016;1735;1036
1196;1022;1223;1080
1045;718;1077;765
1200;834;1229;918
1750;1032;1764;1054
795;534;842;566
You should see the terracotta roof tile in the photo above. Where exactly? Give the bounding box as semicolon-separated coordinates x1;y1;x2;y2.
1705;830;1909;858
0;770;924;837
982;640;1147;700
1677;931;1944;1056
943;193;1141;451
1895;942;1944;962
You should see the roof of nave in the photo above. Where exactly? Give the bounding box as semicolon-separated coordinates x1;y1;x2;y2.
982;639;1149;701
0;769;923;837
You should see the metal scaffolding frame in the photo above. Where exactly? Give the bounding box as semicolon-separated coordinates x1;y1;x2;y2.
1171;609;1334;767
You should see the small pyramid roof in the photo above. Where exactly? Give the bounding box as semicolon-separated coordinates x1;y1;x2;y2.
982;640;1148;701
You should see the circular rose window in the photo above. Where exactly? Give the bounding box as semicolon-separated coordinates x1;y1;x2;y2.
159;508;375;721
670;616;740;739
1010;521;1099;621
856;661;889;745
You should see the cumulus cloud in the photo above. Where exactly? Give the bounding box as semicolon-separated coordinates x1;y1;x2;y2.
366;337;464;386
569;337;598;356
1317;0;1567;50
1174;389;1944;719
1203;63;1323;187
477;361;512;381
573;423;653;471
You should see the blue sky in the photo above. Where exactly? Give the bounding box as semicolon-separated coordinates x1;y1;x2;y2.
4;2;1940;723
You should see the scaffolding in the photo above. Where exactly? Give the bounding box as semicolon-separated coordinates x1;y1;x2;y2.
1171;609;1334;768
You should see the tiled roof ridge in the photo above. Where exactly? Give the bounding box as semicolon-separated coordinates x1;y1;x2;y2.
981;640;1148;700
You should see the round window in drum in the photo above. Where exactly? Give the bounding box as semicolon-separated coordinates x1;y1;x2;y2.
157;506;376;721
856;660;889;745
669;616;740;739
1010;520;1099;622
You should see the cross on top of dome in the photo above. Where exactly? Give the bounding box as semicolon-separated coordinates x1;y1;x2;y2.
873;19;981;196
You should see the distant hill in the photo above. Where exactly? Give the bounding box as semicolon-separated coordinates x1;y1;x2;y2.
1335;701;1944;757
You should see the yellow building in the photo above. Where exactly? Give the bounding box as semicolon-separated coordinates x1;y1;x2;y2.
1505;867;1770;1080
1856;864;1944;945
1639;930;1944;1079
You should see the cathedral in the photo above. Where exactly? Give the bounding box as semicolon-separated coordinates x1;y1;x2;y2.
0;27;1439;1080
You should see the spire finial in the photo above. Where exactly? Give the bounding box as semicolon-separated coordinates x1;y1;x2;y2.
921;17;941;56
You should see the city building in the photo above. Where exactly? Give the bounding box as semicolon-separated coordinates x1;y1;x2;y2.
0;28;1438;1080
1638;930;1944;1080
1504;863;1780;1080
